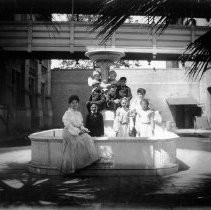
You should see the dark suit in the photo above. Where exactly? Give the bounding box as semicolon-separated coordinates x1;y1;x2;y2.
106;90;120;111
86;87;106;112
85;112;104;137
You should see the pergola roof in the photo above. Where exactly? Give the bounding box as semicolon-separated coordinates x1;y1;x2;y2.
0;0;210;17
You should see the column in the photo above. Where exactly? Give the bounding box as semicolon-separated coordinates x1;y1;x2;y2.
4;60;15;131
24;60;32;130
44;60;53;128
96;61;111;83
34;61;44;129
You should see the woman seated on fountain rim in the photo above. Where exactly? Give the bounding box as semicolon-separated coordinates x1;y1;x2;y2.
61;95;99;174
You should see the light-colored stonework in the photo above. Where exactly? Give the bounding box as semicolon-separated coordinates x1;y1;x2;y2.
28;129;179;176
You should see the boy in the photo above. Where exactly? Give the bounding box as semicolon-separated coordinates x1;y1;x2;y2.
85;103;104;137
117;77;132;103
86;79;106;112
106;83;120;111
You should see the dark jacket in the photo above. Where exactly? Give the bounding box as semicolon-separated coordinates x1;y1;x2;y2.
117;85;132;102
106;89;120;111
85;112;104;137
86;87;106;111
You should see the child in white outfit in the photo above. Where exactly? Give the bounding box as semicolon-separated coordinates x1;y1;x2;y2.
113;98;132;137
135;99;155;138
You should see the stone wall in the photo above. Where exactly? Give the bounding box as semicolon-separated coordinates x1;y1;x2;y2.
51;68;202;128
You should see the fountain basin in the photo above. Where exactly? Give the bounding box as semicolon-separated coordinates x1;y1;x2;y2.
85;49;125;63
28;129;179;176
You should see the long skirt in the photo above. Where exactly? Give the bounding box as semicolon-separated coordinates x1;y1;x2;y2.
61;128;99;174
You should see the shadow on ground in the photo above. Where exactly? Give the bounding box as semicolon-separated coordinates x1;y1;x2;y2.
1;136;211;208
1;162;211;209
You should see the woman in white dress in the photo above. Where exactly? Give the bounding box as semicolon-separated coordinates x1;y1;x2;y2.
135;99;155;138
61;95;99;174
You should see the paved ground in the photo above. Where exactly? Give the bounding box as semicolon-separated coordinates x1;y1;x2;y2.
1;134;211;209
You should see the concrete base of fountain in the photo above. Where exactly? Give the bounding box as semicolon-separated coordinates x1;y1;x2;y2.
28;128;179;176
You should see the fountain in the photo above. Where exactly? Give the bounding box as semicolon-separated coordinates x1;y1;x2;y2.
28;49;179;176
86;49;125;137
85;49;125;82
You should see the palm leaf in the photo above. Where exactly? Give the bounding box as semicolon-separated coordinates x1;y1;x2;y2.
180;29;211;80
91;0;193;43
91;0;211;79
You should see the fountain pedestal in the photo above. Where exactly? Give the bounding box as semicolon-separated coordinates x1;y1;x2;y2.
85;49;125;82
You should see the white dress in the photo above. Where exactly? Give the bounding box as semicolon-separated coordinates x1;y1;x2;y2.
130;98;142;113
113;107;131;137
61;108;99;174
130;98;153;113
135;109;154;138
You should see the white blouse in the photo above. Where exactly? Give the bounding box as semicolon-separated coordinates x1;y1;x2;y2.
62;108;84;136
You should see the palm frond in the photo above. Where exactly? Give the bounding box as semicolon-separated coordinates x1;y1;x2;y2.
91;0;211;80
91;0;191;43
180;29;211;80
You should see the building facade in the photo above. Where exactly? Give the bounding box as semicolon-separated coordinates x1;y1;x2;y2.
0;14;52;137
0;58;52;136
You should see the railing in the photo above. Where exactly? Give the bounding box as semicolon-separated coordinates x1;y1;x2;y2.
0;21;208;59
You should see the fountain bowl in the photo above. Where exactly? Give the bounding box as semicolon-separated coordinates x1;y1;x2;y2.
85;49;125;63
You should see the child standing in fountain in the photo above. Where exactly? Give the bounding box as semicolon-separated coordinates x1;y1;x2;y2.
135;99;155;138
85;103;104;137
113;97;132;137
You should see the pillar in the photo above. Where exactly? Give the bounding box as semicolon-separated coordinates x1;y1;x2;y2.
44;60;53;128
96;61;111;83
24;60;32;130
34;61;44;129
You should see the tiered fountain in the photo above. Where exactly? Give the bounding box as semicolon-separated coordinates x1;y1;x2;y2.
28;49;179;176
86;49;125;137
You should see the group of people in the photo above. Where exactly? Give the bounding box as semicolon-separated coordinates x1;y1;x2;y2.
60;69;162;174
85;70;157;138
86;70;132;113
